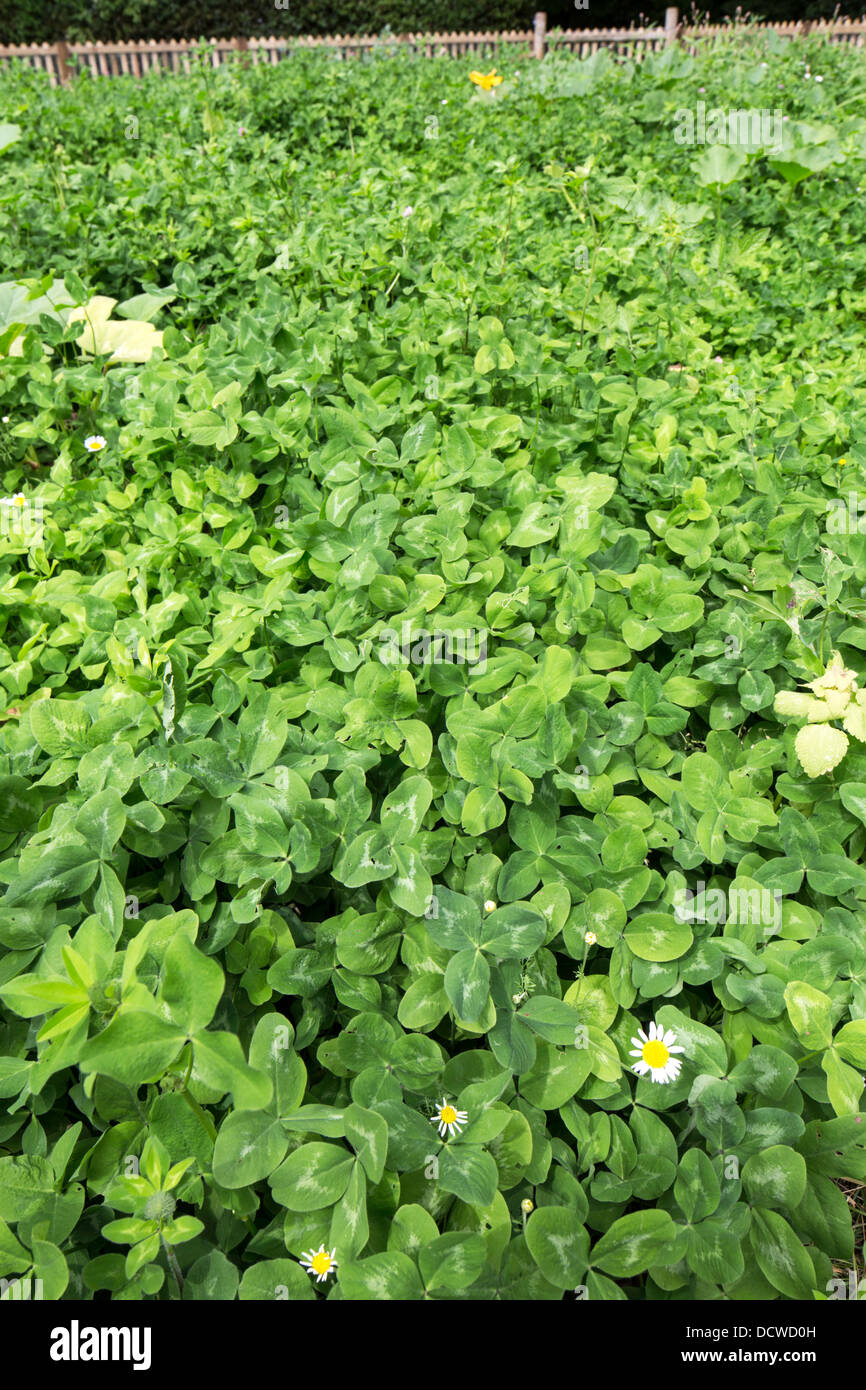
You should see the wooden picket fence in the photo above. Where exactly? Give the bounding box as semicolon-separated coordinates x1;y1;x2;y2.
1;10;865;86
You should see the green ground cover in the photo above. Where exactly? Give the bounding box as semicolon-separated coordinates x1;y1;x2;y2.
1;33;866;1301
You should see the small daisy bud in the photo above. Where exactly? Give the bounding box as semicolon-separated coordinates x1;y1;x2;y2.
521;1199;534;1214
484;899;496;912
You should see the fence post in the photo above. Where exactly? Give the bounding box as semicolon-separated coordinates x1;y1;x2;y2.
234;35;251;66
55;40;71;84
533;11;547;59
664;7;680;44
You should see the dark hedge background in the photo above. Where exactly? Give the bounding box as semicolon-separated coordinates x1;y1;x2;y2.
0;0;861;46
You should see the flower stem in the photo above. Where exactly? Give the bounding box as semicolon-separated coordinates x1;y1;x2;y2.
161;1232;184;1298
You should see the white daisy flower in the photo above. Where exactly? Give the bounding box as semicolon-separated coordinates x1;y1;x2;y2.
1;493;26;508
300;1245;337;1283
402;205;414;218
84;435;107;452
584;931;597;945
1;416;9;423
432;1098;468;1138
815;75;823;82
629;1021;685;1085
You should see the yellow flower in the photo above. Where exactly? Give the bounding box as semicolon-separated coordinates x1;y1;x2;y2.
432;1098;468;1138
469;69;503;92
629;1022;685;1084
300;1245;337;1283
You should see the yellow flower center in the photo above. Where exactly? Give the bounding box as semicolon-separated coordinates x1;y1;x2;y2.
311;1251;331;1275
440;1105;457;1125
642;1040;670;1068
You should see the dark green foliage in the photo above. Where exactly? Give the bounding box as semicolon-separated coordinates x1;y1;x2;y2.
0;35;865;1302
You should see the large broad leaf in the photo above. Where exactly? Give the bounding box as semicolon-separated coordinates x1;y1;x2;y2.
160;933;224;1035
332;827;395;887
417;1232;486;1292
78;1012;185;1087
339;1252;424;1300
525;1207;589;1289
695;144;747;188
590;1210;677;1277
329;1159;369;1260
822;1048;865;1117
269;1142;354;1212
748;1208;817;1299
68;295;164;363
675;1149;720;1223
444;947;490;1022
239;1258;316;1301
438;1145;499;1207
686;1221;744;1286
191;1031;272;1110
741;1145;807;1209
624;911;692;962
29;698;90;755
212;1110;288;1188
784;980;834;1050
479;904;547;957
0;278;72;355
768;143;837;186
833;1020;866;1069
425;887;482;950
0;1156;58;1223
344;1103;388;1185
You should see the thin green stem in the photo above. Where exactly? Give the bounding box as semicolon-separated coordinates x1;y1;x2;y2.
161;1232;184;1298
